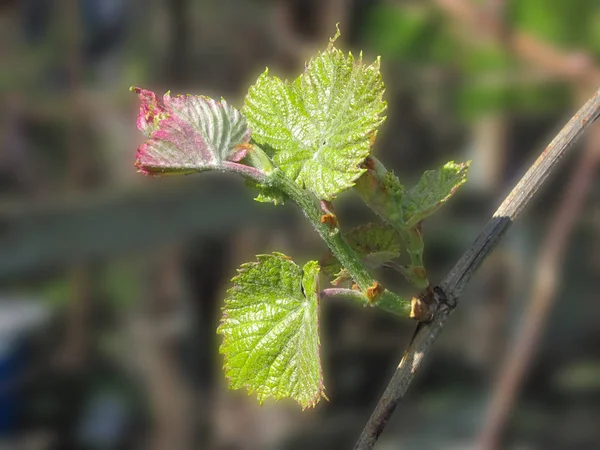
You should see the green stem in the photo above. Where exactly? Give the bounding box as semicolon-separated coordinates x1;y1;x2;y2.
320;288;369;304
240;145;411;317
402;226;428;289
266;169;411;318
404;226;424;266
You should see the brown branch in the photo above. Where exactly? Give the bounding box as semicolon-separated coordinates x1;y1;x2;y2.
476;122;600;449
353;86;600;449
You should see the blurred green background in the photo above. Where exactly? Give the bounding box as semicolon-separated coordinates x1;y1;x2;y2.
1;0;600;449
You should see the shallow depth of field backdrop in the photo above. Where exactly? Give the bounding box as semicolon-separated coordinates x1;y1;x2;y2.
1;1;600;449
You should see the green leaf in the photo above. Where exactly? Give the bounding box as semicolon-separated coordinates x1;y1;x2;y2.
131;87;256;177
243;33;387;200
347;223;401;258
218;254;325;408
321;223;401;284
402;161;470;227
246;179;288;205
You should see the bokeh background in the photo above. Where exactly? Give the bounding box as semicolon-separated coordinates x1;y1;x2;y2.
2;0;600;449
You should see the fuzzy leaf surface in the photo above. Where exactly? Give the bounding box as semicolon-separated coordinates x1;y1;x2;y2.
218;254;324;408
246;179;288;205
132;87;251;175
243;36;387;200
402;161;470;227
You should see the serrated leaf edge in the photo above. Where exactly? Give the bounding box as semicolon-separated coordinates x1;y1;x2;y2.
218;253;326;409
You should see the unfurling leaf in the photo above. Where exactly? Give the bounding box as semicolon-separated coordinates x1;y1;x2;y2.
218;254;325;408
131;87;252;176
402;161;470;227
246;179;289;205
243;34;387;200
346;223;402;256
321;223;401;284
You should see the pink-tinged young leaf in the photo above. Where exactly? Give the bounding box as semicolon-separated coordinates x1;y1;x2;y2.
132;87;168;137
131;87;259;178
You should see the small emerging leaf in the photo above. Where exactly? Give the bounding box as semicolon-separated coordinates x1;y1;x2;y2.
402;161;470;227
243;32;387;200
346;223;401;256
246;179;288;205
218;254;325;408
382;170;406;202
131;87;251;176
321;223;401;284
133;88;168;137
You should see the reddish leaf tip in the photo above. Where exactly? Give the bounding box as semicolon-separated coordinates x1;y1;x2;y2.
132;87;168;137
133;143;154;175
231;143;251;162
131;87;253;178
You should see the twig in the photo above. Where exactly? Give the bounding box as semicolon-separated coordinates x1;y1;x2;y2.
353;85;600;449
476;122;600;449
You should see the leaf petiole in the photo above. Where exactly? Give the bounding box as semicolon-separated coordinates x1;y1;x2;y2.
255;151;411;318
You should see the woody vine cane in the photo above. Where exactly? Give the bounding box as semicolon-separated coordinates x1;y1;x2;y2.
354;84;600;449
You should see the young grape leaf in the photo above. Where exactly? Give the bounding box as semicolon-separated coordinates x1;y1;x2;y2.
402;161;470;228
321;223;401;284
245;179;289;205
354;167;407;227
218;254;325;408
131;87;252;176
346;223;401;256
243;31;387;200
